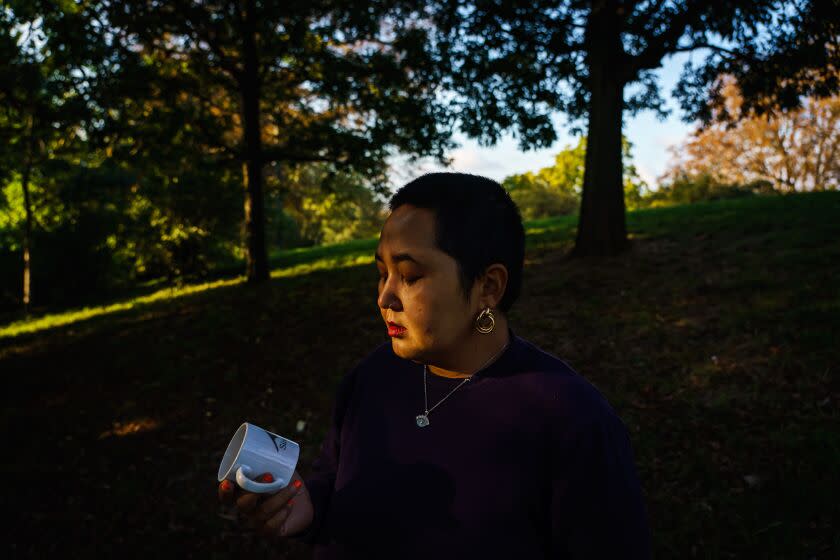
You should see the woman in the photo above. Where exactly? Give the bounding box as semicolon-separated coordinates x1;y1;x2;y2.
219;173;651;558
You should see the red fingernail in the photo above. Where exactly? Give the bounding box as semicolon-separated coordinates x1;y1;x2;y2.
220;480;232;491
260;473;274;483
293;480;302;489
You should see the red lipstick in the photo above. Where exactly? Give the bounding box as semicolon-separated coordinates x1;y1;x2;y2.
387;322;407;337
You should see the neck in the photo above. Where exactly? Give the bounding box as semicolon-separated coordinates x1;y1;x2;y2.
427;317;511;379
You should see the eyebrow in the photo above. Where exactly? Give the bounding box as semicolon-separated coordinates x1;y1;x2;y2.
374;251;423;265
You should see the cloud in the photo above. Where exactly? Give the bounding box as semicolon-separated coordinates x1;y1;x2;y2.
450;146;507;174
655;132;688;150
635;163;657;187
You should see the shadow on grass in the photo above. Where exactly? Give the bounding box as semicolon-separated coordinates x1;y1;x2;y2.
2;191;839;558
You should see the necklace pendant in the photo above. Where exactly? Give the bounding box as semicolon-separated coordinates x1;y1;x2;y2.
416;414;430;427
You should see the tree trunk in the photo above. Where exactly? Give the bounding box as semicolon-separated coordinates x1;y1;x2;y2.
21;158;33;314
239;0;269;282
572;0;629;258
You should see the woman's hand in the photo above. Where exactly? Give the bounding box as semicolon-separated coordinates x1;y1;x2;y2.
218;469;314;538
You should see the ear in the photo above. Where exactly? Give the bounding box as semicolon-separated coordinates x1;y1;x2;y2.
478;263;509;309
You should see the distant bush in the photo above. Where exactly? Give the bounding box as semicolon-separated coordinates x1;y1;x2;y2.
502;136;649;218
640;173;776;208
268;163;386;248
1;160;387;312
0;162;243;311
505;175;579;220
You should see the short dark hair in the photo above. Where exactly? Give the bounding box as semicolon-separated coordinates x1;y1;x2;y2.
389;172;525;312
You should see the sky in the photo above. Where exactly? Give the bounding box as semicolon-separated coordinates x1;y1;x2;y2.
392;52;702;191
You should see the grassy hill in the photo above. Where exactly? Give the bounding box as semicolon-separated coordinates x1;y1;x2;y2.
1;191;838;558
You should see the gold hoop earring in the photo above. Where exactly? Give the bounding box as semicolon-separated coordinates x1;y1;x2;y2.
475;307;495;334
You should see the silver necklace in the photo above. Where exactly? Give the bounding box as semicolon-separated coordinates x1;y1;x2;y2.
416;340;510;428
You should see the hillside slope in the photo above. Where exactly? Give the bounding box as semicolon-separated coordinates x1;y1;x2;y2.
1;191;838;558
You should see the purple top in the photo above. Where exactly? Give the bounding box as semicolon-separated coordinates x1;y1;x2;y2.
292;331;651;559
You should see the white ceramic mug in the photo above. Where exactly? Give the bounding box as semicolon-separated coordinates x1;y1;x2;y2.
218;422;300;493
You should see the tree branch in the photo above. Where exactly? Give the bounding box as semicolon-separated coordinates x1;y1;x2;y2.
261;146;346;165
672;42;746;59
625;0;707;75
192;115;240;160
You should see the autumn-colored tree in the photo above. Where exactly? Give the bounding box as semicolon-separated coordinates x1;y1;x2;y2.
664;77;840;193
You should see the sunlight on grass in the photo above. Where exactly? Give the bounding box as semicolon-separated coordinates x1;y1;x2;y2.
270;253;374;279
1;252;378;339
523;226;551;235
0;277;245;339
98;417;161;439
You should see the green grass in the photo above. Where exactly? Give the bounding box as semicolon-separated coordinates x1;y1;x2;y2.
1;190;838;558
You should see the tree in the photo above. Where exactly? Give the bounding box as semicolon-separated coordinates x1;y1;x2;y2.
664;77;840;193
0;1;104;311
270;163;386;247
433;0;840;257
102;0;454;282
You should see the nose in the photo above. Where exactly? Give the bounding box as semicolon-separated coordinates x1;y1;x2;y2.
377;277;402;312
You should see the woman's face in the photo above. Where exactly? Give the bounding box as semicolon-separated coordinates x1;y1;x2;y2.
375;204;480;364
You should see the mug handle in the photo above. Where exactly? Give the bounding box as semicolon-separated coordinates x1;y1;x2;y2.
235;464;287;493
